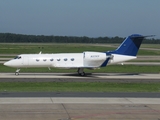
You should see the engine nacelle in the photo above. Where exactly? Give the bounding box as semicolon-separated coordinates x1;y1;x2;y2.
83;52;109;67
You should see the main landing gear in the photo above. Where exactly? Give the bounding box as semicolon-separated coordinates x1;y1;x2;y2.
15;69;20;76
77;68;85;76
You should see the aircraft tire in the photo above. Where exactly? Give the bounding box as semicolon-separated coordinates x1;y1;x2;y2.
15;72;19;76
80;72;85;76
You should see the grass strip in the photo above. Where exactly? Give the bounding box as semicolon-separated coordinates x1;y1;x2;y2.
0;82;160;92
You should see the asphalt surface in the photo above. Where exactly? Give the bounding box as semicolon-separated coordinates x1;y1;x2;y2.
1;77;160;83
0;73;160;83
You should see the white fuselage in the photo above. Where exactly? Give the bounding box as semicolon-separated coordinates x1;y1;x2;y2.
4;51;136;69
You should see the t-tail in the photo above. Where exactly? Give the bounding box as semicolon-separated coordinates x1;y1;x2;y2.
107;34;154;64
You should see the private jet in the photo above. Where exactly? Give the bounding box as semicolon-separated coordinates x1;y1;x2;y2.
4;34;152;76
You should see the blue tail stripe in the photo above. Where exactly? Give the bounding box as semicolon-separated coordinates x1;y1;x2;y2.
100;57;111;67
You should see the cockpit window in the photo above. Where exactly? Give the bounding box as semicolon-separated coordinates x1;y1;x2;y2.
14;56;18;59
14;56;21;59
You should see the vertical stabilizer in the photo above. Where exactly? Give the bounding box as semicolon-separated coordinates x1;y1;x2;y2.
108;34;150;56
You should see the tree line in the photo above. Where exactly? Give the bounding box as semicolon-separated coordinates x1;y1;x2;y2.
0;33;159;44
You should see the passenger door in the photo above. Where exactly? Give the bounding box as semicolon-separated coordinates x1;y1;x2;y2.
23;56;29;66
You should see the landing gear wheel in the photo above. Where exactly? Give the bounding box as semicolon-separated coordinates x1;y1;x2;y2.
15;72;19;76
80;72;85;76
15;69;20;76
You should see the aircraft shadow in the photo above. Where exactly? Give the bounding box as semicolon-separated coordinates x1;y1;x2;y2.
62;73;94;77
61;73;140;77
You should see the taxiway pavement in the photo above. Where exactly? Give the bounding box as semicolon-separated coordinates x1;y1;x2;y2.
1;72;160;79
0;73;160;83
0;97;160;120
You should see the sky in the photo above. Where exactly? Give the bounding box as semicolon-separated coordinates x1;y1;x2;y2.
0;0;160;38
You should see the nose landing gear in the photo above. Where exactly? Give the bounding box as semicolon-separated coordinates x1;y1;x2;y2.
15;69;20;76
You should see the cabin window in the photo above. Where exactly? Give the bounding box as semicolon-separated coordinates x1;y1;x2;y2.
50;58;54;61
71;58;74;61
43;59;47;61
36;59;39;62
64;58;67;61
57;58;60;61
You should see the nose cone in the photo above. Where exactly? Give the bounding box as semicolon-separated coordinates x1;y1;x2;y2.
4;61;12;67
